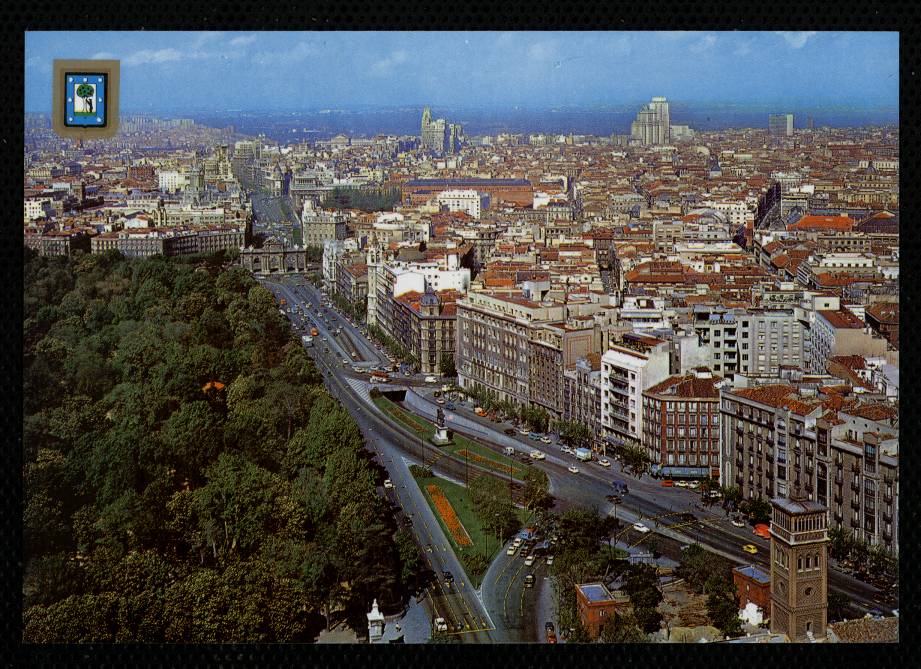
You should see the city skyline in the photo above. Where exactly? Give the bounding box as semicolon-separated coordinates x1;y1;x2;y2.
25;31;898;114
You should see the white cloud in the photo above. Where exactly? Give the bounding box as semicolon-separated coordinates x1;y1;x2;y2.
689;34;717;54
734;40;753;56
254;41;318;66
191;31;224;49
775;31;817;49
123;48;182;67
528;40;557;61
90;51;117;60
230;34;256;47
371;49;409;76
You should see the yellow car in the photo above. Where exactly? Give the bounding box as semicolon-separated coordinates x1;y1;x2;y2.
742;544;758;555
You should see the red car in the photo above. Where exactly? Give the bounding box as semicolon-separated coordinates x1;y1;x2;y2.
753;523;771;539
660;479;674;487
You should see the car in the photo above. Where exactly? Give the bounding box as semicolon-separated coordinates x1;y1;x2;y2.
567;465;580;474
540;436;552;444
434;617;448;633
528;432;541;441
518;428;530;435
529;450;545;460
506;545;517;556
352;365;362;372
442;570;454;584
545;555;554;566
524;555;536;567
504;428;517;436
436;398;445;405
753;524;771;539
446;402;456;410
351;352;358;358
742;544;758;555
400;516;412;527
341;358;349;365
424;376;438;383
660;479;675;487
524;574;535;588
546;621;555;633
598;458;611;468
688;481;701;489
513;537;523;547
632;522;650;534
675;480;689;488
383;479;394;490
731;518;746;528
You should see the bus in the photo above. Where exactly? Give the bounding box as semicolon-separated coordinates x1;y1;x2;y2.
370;371;389;384
301;335;314;347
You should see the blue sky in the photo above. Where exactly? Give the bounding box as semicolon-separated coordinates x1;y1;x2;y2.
25;31;898;113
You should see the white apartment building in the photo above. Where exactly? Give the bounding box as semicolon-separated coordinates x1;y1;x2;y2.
158;170;188;193
601;335;671;443
701;200;751;227
24;197;55;221
436;189;490;219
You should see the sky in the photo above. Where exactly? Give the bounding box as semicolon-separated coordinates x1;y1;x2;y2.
24;31;899;113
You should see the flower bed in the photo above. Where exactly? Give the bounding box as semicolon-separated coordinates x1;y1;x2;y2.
457;449;519;477
426;484;473;547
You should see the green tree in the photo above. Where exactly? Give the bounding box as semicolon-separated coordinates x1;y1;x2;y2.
705;574;743;637
439;353;457;378
598;612;646;643
522;467;554;512
75;83;95;113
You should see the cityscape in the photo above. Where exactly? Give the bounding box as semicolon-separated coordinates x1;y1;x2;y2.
22;31;899;645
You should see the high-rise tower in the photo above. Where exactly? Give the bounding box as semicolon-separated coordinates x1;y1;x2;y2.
630;96;671;145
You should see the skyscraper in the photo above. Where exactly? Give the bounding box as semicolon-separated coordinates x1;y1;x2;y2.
630;96;670;145
769;113;794;137
420;106;462;154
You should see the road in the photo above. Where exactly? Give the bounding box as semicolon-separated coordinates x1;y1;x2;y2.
404;386;896;616
260;272;896;640
261;275;496;643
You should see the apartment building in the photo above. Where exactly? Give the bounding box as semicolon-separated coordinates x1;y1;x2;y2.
455;290;565;406
600;333;671;445
527;321;595;419
562;355;603;449
720;384;898;553
392;287;460;375
642;368;722;478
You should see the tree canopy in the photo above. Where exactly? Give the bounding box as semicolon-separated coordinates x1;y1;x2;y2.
22;248;418;642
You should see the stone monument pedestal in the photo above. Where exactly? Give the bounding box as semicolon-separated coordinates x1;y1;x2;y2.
430;426;451;446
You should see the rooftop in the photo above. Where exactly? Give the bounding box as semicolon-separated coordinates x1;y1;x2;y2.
733;564;771;585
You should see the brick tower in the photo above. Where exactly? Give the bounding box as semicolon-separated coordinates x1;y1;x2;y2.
769;492;829;641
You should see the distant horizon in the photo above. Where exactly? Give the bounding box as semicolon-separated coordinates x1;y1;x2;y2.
26;31;898;113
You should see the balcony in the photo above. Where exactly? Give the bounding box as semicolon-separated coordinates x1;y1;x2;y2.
766;453;774;463
736;473;744;485
883;511;892;523
834;512;843;523
805;481;814;493
851;481;860;493
850;517;860;529
883;530;892;542
834;493;843;504
735;425;743;435
884;492;893;503
609;384;630;397
736;458;744;469
851;499;861;511
766;470;774;480
835;474;844;485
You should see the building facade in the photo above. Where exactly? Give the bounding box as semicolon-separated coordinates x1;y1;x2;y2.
601;334;671;444
642;369;722;478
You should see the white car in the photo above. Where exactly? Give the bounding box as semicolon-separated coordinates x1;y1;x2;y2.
524;555;536;567
675;480;689;488
519;428;530;435
632;522;650;534
513;537;523;548
688;481;700;489
530;450;545;460
425;376;438;383
560;446;573;454
383;479;394;490
545;555;554;566
598;458;611;468
567;466;580;474
731;518;746;528
506;545;518;556
434;617;448;633
540;436;552;444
